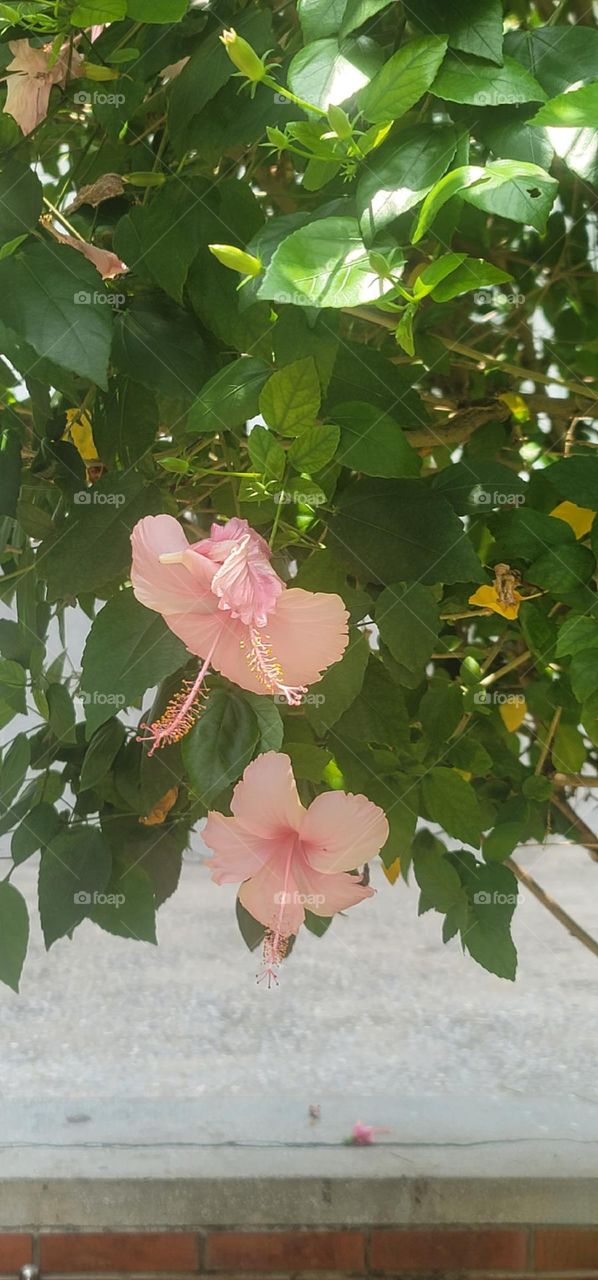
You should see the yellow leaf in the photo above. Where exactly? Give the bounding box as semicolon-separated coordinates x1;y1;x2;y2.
64;408;98;465
468;584;521;620
499;697;527;733
382;857;401;885
139;786;179;826
454;768;472;781
497;392;529;423
550;501;595;540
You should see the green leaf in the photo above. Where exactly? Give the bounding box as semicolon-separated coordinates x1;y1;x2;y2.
0;734;30;814
431;461;527;515
405;0;504;65
114;180;208;302
556;614;598;659
456;856;518;979
432;53;545;107
81;588;188;735
420;683;464;744
329;478;483;585
429;257;513;302
288;423;339;473
286;742;332;782
340;0;391;37
552;723;586;774
548;457;598;509
260;357;321;435
240;692;284;752
71;0;125;22
11;802;61;865
0;883;29;992
112;303;206;404
570;650;598;704
422;768;483;848
412;832;469;914
46;683;77;745
127;0;186;18
182;689;259;807
334;402;421;478
90;863;157;943
297;0;346;40
376;583;439;672
0;428;21;519
531;82;598;129
0;244;113;388
528;544;595;595
0;160;42;243
248;426;286;480
412;164;485;242
259;217;403;309
40;473;166;601
0;658;26;716
357;125;459;240
413;161;557;242
504;25;598;98
80;718;126;792
359;35;448;124
188;357;271;433
38;828;112;949
494;507;575;562
305;628;369;734
288;36;382;110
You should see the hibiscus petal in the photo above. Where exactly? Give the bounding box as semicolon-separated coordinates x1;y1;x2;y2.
239;861;305;935
264;588;349;686
301;792;389;873
131;515;214;617
294;855;375;916
203;813;276;883
230;752;304;838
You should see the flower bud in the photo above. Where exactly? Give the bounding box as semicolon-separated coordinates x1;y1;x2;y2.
208;244;263;277
326;104;352;139
219;28;267;83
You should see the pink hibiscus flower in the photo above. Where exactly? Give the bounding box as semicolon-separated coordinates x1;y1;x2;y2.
204;752;388;984
130;514;348;753
3;40;82;136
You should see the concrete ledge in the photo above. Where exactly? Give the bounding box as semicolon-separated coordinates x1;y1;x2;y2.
0;1097;596;1229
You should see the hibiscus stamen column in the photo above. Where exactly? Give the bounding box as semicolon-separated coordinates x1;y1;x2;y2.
243;627;307;706
257;842;296;988
137;634;220;755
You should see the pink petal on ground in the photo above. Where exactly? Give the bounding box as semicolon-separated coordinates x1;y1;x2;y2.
293;853;375;916
264;589;349;687
230;752;305;838
301;792;389;874
131;515;215;617
239;861;305;935
203;812;279;884
59;234;128;279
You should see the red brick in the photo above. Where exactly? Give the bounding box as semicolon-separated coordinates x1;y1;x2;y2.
205;1229;365;1272
535;1228;598;1270
40;1231;198;1273
0;1235;33;1272
370;1228;528;1272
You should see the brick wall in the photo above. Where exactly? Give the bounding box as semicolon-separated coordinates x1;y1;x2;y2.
1;1226;597;1277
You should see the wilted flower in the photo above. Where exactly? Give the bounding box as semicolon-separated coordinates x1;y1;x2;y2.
2;40;82;135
